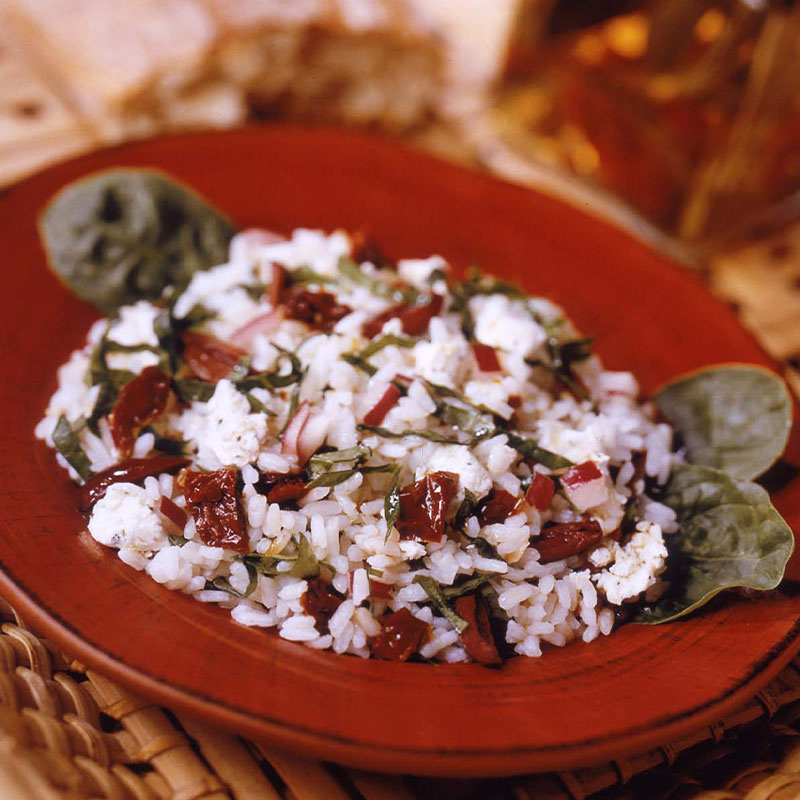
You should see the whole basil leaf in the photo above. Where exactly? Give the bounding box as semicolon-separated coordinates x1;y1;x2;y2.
40;169;236;312
655;365;791;480
635;462;794;624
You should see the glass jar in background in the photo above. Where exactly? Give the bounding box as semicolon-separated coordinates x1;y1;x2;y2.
484;0;800;250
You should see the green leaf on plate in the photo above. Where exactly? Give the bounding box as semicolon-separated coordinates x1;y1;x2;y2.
635;462;794;624
39;169;235;312
655;364;791;480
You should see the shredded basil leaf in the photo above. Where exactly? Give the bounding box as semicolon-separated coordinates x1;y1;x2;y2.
288;266;334;286
168;534;188;547
173;378;216;403
358;334;416;359
359;424;468;445
236;535;320;580
235;347;303;392
466;537;502;561
442;574;493;598
338;257;417;303
305;468;360;489
438;403;495;441
384;463;403;534
413;576;469;632
506;433;573;470
341;334;415;377
209;561;259;599
53;415;94;481
341;353;377;376
309;444;372;472
179;303;217;329
225;357;251;383
289;535;320;579
245;393;274;415
455;489;479;532
480;583;509;624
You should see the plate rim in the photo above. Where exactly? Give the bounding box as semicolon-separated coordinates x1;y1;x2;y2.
2;124;799;777
4;567;800;776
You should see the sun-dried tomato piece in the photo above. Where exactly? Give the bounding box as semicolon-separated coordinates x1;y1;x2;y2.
301;577;344;631
478;488;519;526
396;471;459;543
158;496;188;534
350;231;395;270
283;287;352;332
257;471;309;504
369;579;393;600
471;342;502;373
78;455;190;511
454;593;502;666
109;366;171;458
269;262;287;307
363;384;402;426
182;469;248;552
362;294;443;339
535;520;603;563
370;607;430;661
526;473;555;512
182;331;247;383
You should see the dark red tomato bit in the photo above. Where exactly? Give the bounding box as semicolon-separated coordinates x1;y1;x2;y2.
471;342;502;373
369;579;393;600
362;294;443;339
526;473;555;512
508;394;522;409
268;262;288;307
396;471;459;543
78;455;190;511
258;471;309;504
478;489;519;525
182;331;247;383
109;366;171;458
350;231;395;270
158;496;187;534
182;469;248;552
370;607;431;661
283;287;352;332
363;384;402;426
535;520;603;563
454;593;502;666
399;294;444;336
393;374;413;390
301;577;344;631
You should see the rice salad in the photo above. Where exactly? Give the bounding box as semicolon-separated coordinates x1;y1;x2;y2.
36;227;682;665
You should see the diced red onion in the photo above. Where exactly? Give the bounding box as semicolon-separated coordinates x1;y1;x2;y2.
561;461;608;511
363;384;402;426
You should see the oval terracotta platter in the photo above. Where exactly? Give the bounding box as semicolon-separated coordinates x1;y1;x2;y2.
1;127;800;777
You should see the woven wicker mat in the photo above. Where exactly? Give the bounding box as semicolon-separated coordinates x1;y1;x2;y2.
3;596;800;800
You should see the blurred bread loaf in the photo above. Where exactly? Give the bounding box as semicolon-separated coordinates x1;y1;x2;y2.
206;0;443;129
0;0;457;139
0;34;96;185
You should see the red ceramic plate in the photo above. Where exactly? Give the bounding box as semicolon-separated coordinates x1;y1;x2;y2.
1;127;800;777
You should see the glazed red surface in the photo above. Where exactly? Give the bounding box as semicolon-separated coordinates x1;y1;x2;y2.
0;127;799;777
